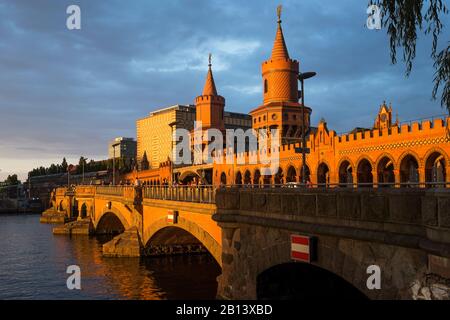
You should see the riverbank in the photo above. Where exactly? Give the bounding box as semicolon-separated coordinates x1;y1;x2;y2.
0;199;43;214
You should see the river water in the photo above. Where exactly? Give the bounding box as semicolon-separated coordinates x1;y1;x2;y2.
0;213;221;300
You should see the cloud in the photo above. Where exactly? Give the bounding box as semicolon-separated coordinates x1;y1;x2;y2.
0;0;445;179
129;38;261;73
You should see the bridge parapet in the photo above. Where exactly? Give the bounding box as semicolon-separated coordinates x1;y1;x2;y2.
55;187;67;196
95;186;127;197
74;186;96;197
215;187;450;255
214;187;450;300
143;185;216;204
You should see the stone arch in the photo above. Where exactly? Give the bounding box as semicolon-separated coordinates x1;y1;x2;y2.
299;163;311;183
247;238;373;300
356;157;373;187
235;171;242;185
423;147;449;167
376;153;396;186
58;200;64;212
274;167;284;185
397;150;422;169
285;165;297;183
80;203;88;218
95;206;131;232
355;155;375;172
257;262;368;300
179;170;201;184
424;148;448;186
253;168;261;186
317;162;330;186
243;169;252;185
144;216;222;267
220;172;227;186
399;152;420;186
375;153;396;170
337;157;354;186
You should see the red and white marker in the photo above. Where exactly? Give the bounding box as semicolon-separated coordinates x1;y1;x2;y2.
167;210;178;224
291;235;314;262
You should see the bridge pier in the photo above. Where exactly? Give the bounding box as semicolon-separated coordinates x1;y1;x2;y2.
214;187;450;300
103;227;143;257
53;218;94;235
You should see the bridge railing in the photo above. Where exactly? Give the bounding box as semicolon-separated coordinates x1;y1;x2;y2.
55;187;67;196
95;186;130;197
143;185;216;204
220;181;450;189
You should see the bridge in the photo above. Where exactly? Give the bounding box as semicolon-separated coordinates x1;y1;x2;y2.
43;184;450;300
47;185;221;264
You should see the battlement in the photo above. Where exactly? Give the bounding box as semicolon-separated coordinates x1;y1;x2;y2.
334;116;448;146
195;95;225;104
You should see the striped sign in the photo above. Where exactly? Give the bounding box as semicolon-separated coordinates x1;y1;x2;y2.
167;210;178;224
291;235;315;262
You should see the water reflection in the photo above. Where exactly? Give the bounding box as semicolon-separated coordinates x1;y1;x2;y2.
0;214;221;300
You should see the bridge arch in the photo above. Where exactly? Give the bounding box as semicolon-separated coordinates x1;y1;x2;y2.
58;200;64;212
95;207;131;234
241;233;375;300
144;217;222;266
80;203;88;218
257;262;368;300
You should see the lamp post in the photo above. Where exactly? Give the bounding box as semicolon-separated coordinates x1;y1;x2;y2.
297;71;316;184
169;121;180;185
111;142;120;185
81;156;86;185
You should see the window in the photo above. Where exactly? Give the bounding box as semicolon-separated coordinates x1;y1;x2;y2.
264;79;268;93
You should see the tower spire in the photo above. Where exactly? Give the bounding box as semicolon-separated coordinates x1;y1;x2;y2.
271;5;289;60
202;53;217;96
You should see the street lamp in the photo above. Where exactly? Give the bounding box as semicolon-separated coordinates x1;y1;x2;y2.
169;121;180;185
81;156;86;185
112;142;120;185
297;71;317;184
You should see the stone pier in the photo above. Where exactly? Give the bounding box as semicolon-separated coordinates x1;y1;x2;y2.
53;218;94;235
102;227;143;257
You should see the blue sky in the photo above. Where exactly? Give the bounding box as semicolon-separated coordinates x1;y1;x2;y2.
0;0;448;181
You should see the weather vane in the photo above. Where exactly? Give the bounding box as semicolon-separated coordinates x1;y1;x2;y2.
208;53;212;67
277;5;282;23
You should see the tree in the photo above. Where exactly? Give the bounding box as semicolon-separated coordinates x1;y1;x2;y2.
141;152;149;171
78;156;87;174
371;0;449;112
5;174;20;185
61;158;68;172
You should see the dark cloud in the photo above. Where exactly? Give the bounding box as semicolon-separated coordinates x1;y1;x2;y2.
0;0;448;180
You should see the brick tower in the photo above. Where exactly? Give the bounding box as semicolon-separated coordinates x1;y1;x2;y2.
195;54;225;132
250;6;312;143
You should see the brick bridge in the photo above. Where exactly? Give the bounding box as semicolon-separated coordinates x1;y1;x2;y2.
44;185;450;299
